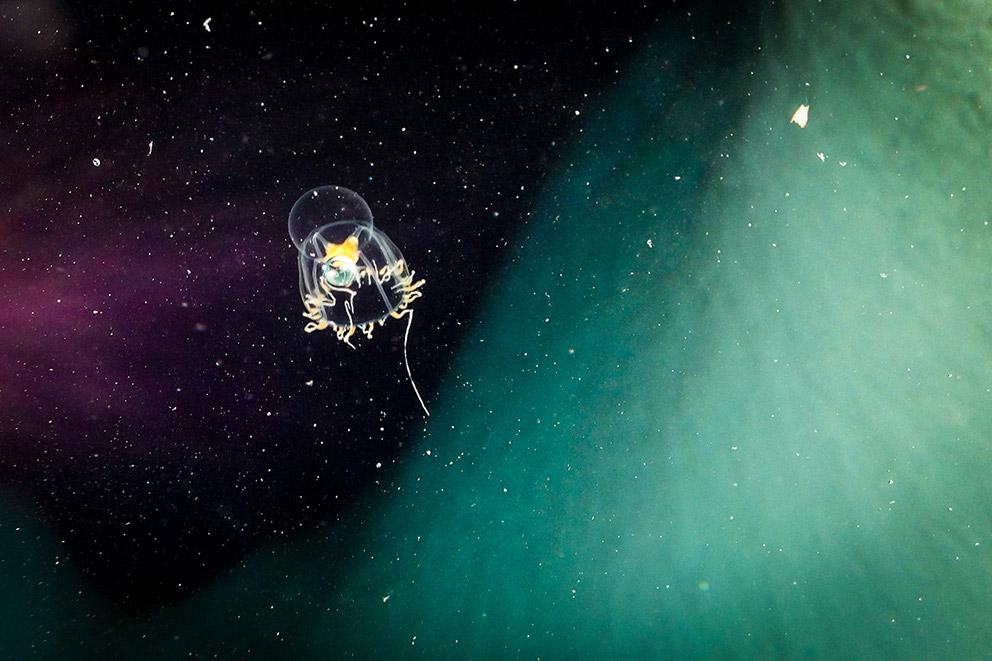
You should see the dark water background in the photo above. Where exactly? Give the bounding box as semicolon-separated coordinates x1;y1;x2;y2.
3;0;992;658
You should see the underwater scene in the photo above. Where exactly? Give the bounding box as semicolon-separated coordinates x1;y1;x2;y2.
2;0;992;658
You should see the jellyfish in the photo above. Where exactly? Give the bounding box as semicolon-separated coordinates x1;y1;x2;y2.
289;185;429;416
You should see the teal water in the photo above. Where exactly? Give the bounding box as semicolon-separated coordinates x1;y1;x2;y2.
7;1;992;657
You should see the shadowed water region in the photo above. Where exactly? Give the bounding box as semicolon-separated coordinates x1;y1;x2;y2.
5;0;992;658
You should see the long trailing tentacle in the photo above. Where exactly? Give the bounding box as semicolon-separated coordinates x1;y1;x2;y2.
402;308;429;417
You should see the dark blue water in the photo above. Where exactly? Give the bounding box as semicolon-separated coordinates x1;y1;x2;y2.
5;1;992;658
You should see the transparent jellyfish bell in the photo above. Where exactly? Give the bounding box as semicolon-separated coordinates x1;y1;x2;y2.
288;185;374;254
299;220;410;329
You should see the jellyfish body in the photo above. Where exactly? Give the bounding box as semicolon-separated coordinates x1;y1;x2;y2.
296;219;424;341
289;185;429;415
289;186;424;342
